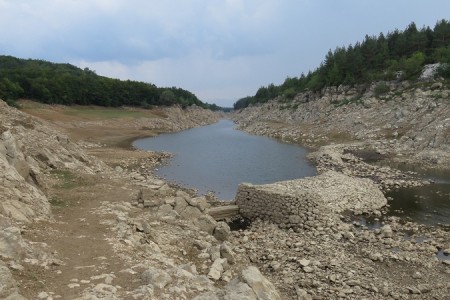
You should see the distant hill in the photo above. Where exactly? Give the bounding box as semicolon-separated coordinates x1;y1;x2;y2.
0;55;220;110
234;20;450;109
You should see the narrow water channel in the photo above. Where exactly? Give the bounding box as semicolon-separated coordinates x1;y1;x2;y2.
133;119;316;199
385;168;450;226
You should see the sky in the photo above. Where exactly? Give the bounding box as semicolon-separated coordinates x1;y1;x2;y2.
1;1;450;107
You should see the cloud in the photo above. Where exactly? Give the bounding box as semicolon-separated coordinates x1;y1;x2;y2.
2;0;450;106
0;0;285;63
75;48;285;107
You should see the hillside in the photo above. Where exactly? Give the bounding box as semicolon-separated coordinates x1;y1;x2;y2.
234;20;450;109
0;55;220;110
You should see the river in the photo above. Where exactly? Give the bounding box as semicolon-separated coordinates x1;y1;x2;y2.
133;119;316;199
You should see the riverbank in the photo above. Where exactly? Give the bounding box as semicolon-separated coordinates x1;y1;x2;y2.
232;80;450;172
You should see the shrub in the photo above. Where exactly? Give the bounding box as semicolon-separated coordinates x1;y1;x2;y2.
373;82;390;97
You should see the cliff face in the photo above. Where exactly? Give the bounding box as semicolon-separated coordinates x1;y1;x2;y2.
233;80;450;168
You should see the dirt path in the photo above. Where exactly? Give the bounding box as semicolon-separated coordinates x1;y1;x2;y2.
15;168;142;299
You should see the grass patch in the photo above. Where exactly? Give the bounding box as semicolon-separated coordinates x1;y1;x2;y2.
280;103;300;111
49;197;69;207
431;92;444;100
332;96;363;107
49;169;85;189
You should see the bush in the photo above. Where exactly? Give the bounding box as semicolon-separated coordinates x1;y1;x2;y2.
283;88;297;99
437;64;450;78
373;82;390;97
5;98;20;108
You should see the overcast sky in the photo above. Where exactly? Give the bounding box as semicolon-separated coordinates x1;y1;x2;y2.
1;0;449;107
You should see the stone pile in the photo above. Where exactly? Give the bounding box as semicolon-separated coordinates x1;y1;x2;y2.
232;218;450;299
236;171;387;231
311;144;428;191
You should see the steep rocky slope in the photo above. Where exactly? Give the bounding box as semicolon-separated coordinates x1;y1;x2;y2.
233;80;450;169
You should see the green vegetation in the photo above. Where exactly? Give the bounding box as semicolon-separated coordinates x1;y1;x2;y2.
50;169;85;190
373;82;390;97
61;106;159;120
332;96;363;107
0;56;220;110
234;20;450;109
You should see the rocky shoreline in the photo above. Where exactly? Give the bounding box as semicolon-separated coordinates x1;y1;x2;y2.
232;79;450;171
229;79;450;298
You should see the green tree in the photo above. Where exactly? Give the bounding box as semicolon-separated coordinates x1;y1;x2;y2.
403;51;426;77
159;90;176;105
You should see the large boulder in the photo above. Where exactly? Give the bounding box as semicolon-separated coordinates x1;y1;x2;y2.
240;266;282;300
141;267;173;289
194;266;281;300
0;262;26;299
0;149;50;223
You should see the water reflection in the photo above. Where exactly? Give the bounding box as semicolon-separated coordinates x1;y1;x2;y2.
385;183;450;225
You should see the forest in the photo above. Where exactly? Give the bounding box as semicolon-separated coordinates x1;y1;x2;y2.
0;56;220;110
234;20;450;109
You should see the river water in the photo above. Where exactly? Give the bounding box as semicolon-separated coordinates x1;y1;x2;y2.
133;119;316;199
133;119;450;226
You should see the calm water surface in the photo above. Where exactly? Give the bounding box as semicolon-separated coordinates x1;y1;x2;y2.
133;119;316;199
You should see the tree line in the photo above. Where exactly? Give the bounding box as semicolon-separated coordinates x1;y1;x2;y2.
234;20;450;109
0;55;220;110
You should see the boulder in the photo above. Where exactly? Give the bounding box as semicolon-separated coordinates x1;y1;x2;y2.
179;206;203;220
194;215;217;234
240;266;282;300
0;262;25;299
213;221;231;241
220;242;236;264
0;226;27;259
174;197;189;214
207;258;227;281
224;280;258;300
141;267;172;289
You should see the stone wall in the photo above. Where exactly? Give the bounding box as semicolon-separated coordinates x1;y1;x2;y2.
235;171;387;231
